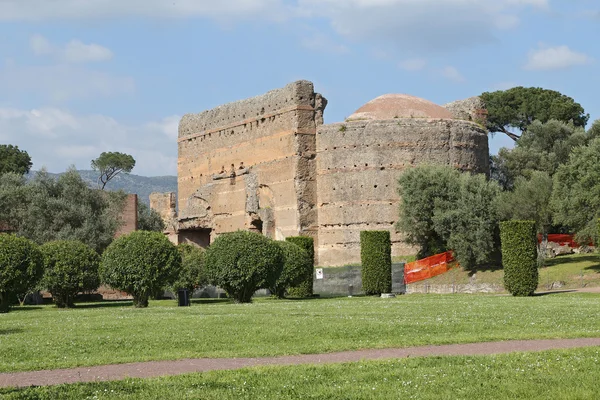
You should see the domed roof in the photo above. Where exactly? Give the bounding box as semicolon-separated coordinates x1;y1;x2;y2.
347;94;454;121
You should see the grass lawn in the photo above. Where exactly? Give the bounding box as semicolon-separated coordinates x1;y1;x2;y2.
422;253;600;290
2;347;599;399
1;293;600;373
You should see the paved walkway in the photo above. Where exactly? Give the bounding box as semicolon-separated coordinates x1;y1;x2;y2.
2;338;600;388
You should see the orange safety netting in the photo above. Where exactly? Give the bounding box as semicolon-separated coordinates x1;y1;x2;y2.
537;234;590;248
404;251;457;284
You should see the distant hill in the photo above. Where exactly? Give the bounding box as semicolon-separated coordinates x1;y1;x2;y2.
27;170;177;205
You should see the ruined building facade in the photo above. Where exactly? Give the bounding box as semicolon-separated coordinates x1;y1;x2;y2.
151;80;489;266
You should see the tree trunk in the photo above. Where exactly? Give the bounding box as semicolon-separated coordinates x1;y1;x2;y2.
0;292;11;313
133;293;149;308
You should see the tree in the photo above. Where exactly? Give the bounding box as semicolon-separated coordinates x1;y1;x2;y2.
271;241;313;299
551;138;600;245
0;235;43;313
360;231;392;295
17;168;126;253
500;220;538;296
91;152;136;190
481;87;589;141
0;145;32;176
397;165;461;258
0;173;29;232
497;171;553;238
492;120;594;189
100;231;180;307
138;200;165;232
397;165;500;270
169;243;207;297
204;231;284;303
40;240;100;308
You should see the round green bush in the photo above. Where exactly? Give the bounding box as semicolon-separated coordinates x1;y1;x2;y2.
100;231;181;307
169;243;207;296
500;220;538;296
360;231;392;295
40;240;100;308
285;236;315;298
0;234;43;313
204;231;284;303
271;241;313;298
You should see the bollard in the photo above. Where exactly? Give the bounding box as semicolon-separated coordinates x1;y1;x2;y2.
177;289;190;306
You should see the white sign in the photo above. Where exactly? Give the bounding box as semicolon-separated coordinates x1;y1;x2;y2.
315;268;324;280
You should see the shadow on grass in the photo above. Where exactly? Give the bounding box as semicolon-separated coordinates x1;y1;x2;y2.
190;298;232;306
10;306;44;312
545;254;600;267
75;301;133;309
584;263;600;272
533;290;579;297
0;328;23;335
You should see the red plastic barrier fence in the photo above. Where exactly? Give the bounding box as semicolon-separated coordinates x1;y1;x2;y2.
404;251;457;284
537;234;591;248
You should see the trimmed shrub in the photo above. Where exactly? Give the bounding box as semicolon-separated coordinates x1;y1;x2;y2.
204;231;284;303
40;240;100;308
500;220;538;296
360;231;392;295
271;241;313;298
285;236;315;298
169;243;207;297
0;234;43;313
100;231;181;308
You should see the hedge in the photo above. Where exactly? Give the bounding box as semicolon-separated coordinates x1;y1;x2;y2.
169;243;207;296
285;236;315;298
100;231;181;307
0;234;43;313
204;231;284;303
271;241;313;298
500;220;538;296
360;231;392;295
40;240;100;308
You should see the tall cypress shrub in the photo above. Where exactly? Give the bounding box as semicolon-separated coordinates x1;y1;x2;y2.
285;236;314;298
500;220;538;296
360;231;392;295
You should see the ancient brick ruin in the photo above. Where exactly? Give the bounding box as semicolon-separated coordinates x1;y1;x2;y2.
152;81;489;266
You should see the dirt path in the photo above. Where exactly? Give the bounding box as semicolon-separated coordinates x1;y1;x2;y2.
2;338;600;388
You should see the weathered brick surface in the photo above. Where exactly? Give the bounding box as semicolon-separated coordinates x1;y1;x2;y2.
115;194;138;238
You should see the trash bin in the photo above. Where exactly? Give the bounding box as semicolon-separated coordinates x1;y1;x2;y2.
177;289;190;306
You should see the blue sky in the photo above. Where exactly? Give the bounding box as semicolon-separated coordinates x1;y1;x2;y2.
0;0;597;176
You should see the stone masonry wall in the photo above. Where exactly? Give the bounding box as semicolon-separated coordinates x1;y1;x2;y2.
115;194;138;238
177;81;326;243
315;118;489;266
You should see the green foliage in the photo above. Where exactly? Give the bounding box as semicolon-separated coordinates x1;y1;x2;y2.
169;244;207;295
100;231;181;307
91;152;136;190
0;145;32;176
40;240;100;308
0;173;29;232
16;168;125;253
492;120;594;189
0;234;43;313
271;241;313;299
500;220;538;296
551;138;600;245
397;165;460;258
481;87;589;140
360;231;392;295
137;199;165;232
434;173;501;270
285;236;314;297
204;231;284;303
497;171;553;236
397;165;500;269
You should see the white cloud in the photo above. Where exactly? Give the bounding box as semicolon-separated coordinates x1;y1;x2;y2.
524;45;591;71
0;107;179;176
296;0;548;52
399;58;427;71
0;0;287;21
0;61;134;102
30;35;113;63
440;66;466;83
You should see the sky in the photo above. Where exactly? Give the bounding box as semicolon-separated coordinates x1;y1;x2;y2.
0;0;598;176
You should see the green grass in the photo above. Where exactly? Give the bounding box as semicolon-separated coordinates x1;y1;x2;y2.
421;253;600;290
2;347;600;399
1;294;600;373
